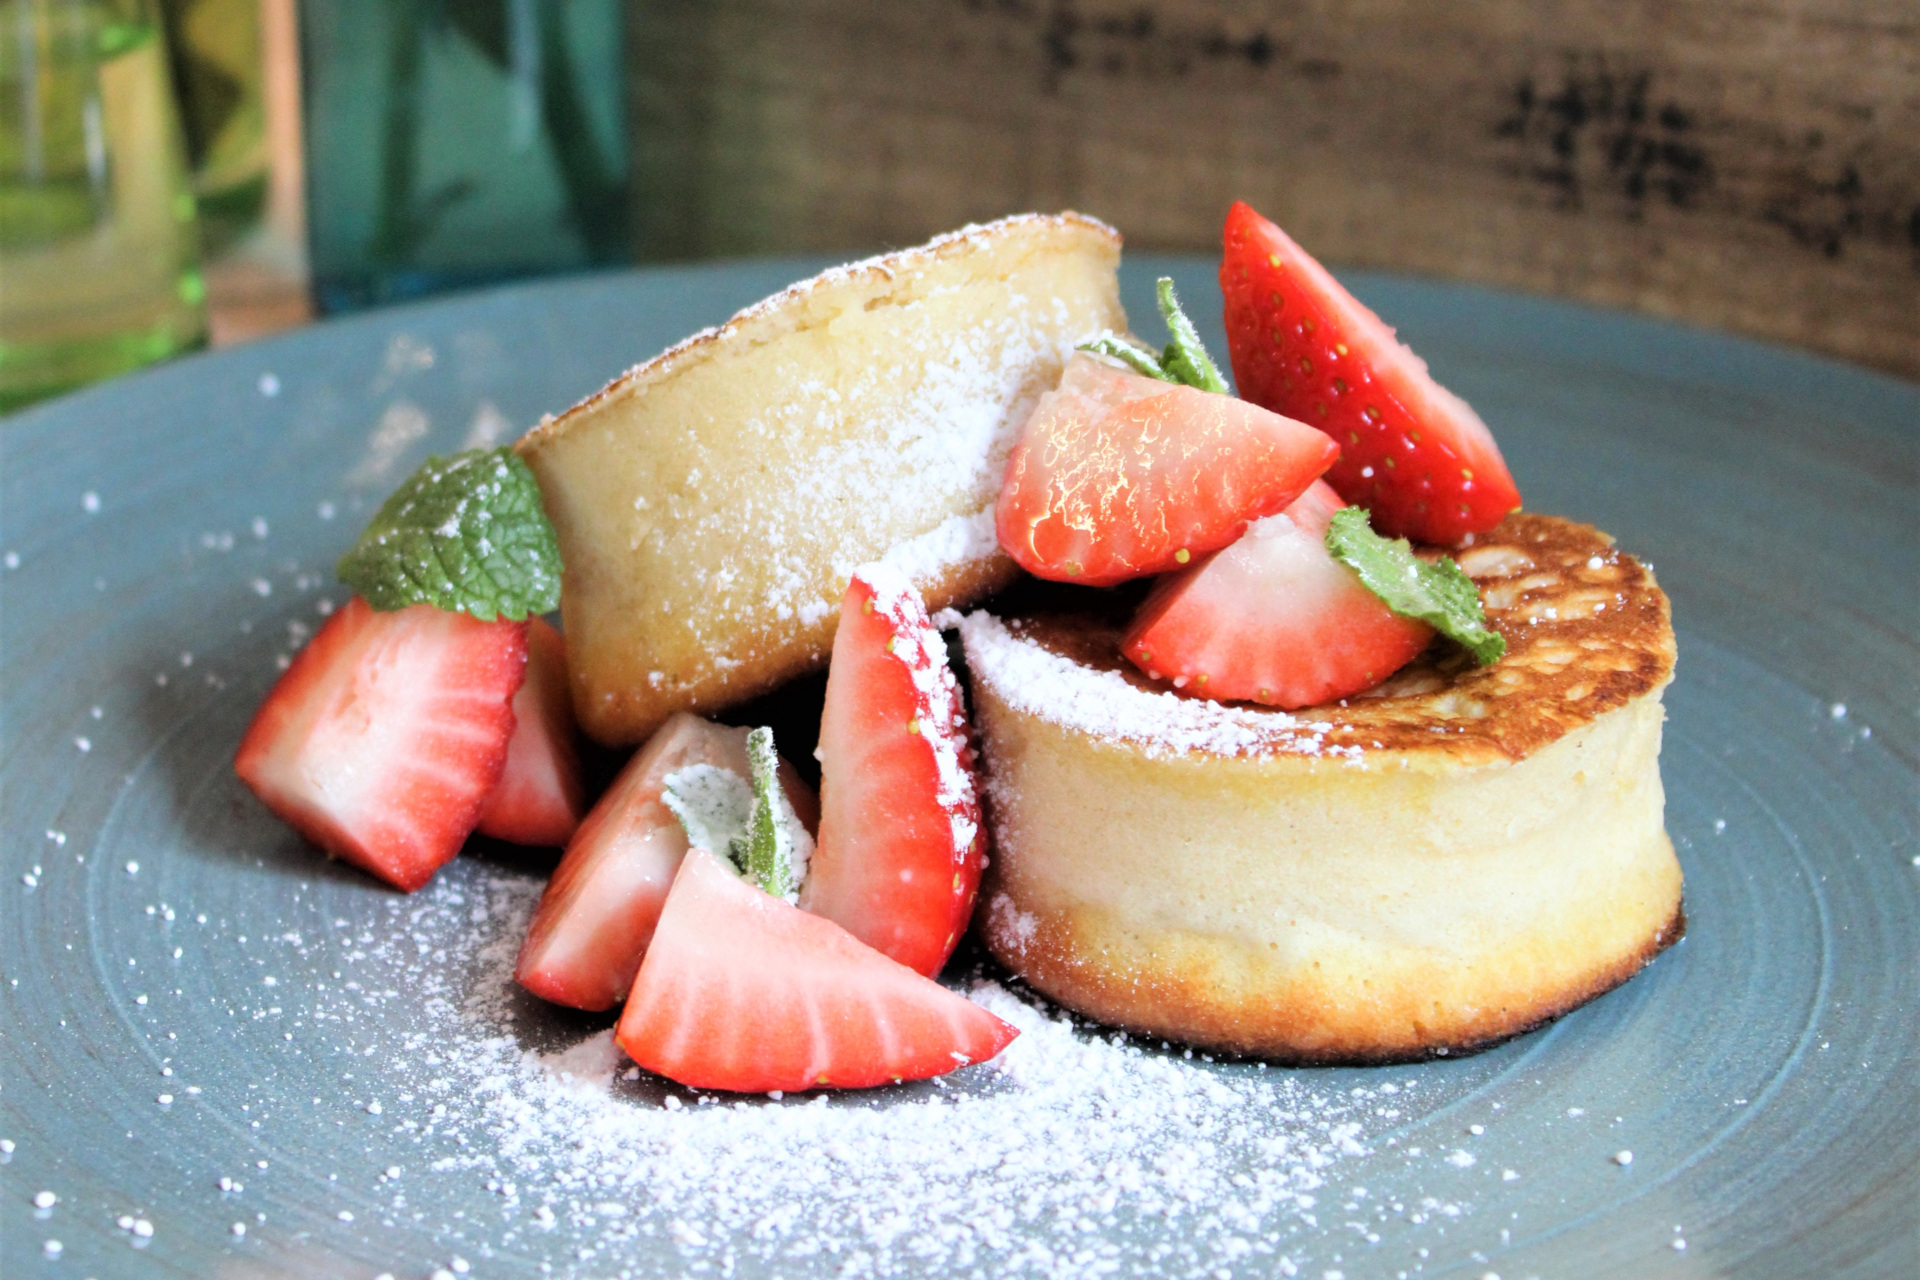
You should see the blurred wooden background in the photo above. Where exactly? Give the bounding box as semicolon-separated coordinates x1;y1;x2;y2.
627;0;1919;380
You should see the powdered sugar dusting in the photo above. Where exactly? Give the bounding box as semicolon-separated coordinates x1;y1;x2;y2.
960;612;1361;760
855;563;979;860
344;873;1411;1278
534;214;1118;440
723;298;1066;635
877;507;1000;585
521;213;1120;691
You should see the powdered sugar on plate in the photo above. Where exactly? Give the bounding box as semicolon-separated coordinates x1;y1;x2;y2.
331;871;1414;1278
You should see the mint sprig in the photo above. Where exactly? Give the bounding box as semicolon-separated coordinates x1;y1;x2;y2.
1077;277;1229;394
1079;334;1169;381
336;447;561;621
1325;507;1506;665
661;728;813;901
741;727;812;900
1155;278;1229;393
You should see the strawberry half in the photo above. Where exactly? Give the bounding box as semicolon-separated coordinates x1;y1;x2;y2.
804;565;983;976
1221;201;1521;545
475;617;585;847
996;352;1338;585
516;713;817;1011
616;848;1018;1092
1123;481;1433;709
234;596;527;892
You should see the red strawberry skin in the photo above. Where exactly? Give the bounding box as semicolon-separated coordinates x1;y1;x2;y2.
476;617;586;847
234;597;527;892
804;566;984;977
997;352;1337;585
617;849;1018;1093
1221;201;1521;545
516;714;819;1010
1123;481;1432;709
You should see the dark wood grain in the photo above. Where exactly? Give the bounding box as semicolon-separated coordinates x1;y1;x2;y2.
627;0;1919;379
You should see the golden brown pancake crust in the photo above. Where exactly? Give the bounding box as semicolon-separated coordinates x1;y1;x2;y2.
988;893;1686;1065
1001;512;1674;766
967;513;1682;1061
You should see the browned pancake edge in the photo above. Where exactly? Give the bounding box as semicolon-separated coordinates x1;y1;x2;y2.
997;512;1675;767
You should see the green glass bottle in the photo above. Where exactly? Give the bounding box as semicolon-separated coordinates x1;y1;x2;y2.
159;0;269;255
0;0;208;413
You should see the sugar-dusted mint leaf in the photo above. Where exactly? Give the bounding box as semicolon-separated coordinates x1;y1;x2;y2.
1326;506;1506;665
661;732;814;902
741;727;814;903
1154;278;1228;395
1074;281;1230;395
1077;333;1173;382
336;447;561;621
662;764;754;862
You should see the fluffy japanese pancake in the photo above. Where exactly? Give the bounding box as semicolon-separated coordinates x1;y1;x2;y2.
961;514;1681;1063
518;213;1126;746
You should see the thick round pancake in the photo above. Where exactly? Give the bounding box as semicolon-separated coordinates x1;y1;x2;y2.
960;513;1682;1062
518;213;1126;746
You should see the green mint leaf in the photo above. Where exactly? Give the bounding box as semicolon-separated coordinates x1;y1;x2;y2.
336;447;562;621
1074;284;1228;393
1077;333;1173;382
1325;506;1506;665
661;731;815;899
741;727;813;902
662;764;755;862
1155;278;1228;394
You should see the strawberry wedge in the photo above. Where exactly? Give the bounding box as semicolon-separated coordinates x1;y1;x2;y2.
476;617;585;847
1123;482;1433;709
1221;201;1521;545
805;565;983;977
617;849;1018;1093
234;597;527;891
997;352;1337;585
515;713;817;1011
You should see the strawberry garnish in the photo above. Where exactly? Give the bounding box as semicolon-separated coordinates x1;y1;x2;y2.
234;597;527;892
996;350;1338;585
515;713;817;1011
1123;481;1433;709
805;565;983;976
1221;201;1521;545
616;848;1018;1093
475;617;585;847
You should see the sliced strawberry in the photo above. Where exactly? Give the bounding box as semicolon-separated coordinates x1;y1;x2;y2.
804;565;983;976
234;597;527;892
1123;481;1433;709
1220;201;1521;545
617;848;1018;1092
996;351;1337;585
515;713;816;1011
475;617;585;847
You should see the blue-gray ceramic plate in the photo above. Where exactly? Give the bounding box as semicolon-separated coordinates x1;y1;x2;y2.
3;258;1916;1280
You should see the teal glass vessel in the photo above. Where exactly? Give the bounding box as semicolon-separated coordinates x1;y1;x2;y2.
299;0;628;314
